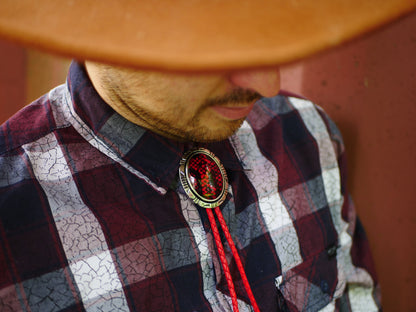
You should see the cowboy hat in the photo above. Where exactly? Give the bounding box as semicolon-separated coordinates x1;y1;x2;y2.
0;0;415;71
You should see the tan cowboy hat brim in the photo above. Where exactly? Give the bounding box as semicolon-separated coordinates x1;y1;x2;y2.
0;0;415;71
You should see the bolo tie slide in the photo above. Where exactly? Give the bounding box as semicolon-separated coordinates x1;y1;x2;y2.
179;148;260;312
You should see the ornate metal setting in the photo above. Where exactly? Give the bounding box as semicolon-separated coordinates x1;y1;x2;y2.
179;148;228;208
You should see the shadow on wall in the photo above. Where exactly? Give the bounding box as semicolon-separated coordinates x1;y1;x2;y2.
0;40;26;123
281;10;416;312
0;40;69;123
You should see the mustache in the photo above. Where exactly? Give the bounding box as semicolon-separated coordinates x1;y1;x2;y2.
204;88;262;108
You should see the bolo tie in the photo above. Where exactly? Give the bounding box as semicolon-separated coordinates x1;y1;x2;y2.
179;148;260;312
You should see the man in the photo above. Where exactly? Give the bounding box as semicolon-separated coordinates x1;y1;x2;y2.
84;63;280;142
1;1;415;311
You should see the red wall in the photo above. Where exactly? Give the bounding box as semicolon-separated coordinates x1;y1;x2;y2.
0;41;69;122
0;40;26;122
281;10;416;312
1;10;415;311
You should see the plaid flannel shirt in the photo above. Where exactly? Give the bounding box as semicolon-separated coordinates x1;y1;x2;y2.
0;62;380;311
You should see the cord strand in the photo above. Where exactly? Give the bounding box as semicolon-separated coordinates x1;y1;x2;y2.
206;208;240;312
214;207;260;312
206;207;261;312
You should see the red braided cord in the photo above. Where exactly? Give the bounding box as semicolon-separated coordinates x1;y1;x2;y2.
214;207;261;312
206;208;240;312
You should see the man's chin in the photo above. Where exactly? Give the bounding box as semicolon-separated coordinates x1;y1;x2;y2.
182;119;244;143
148;117;244;143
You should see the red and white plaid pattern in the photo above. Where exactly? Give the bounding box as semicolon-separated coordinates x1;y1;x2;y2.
0;62;381;311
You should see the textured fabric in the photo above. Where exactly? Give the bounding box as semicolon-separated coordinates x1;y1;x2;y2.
0;62;381;312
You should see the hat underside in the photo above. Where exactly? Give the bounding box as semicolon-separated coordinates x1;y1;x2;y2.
0;0;415;70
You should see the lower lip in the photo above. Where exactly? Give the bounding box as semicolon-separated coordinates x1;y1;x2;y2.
210;101;256;120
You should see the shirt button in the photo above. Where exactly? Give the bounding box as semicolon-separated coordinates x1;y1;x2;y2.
326;244;338;259
320;280;329;293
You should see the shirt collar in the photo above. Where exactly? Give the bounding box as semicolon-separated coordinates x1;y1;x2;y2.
66;62;242;193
